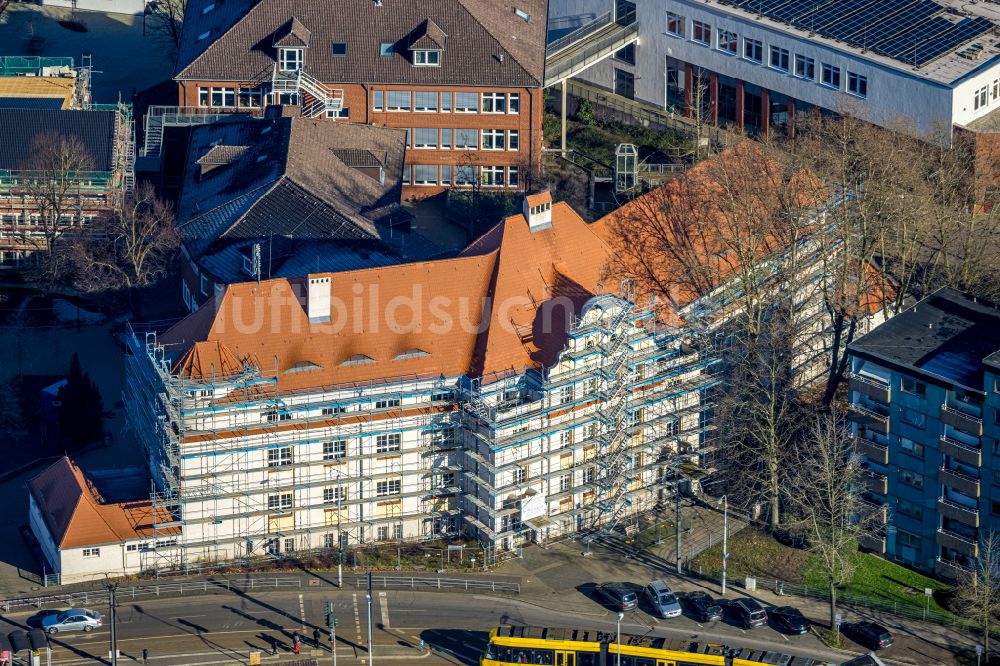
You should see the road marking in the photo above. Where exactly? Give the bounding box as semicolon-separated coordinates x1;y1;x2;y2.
378;591;390;629
352;592;362;641
298;593;306;631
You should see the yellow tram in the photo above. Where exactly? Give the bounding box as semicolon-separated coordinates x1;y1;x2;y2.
481;625;828;666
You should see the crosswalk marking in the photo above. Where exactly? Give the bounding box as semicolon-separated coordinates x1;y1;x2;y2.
378;591;390;629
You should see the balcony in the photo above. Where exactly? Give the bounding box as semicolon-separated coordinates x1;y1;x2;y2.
937;497;980;528
859;533;886;554
941;403;983;437
940;435;982;467
855;436;889;465
861;470;888;495
939;466;981;498
849;373;890;403
848;403;890;435
859;498;888;524
935;557;969;581
936;528;979;558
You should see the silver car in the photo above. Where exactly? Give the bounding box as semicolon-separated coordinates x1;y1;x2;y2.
644;580;682;618
42;608;102;634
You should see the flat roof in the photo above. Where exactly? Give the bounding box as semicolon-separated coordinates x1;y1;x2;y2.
849;287;1000;389
702;0;1000;86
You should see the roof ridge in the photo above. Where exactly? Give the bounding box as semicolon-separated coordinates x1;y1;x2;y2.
451;0;538;84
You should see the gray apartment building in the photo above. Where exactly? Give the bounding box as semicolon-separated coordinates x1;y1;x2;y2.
847;287;1000;579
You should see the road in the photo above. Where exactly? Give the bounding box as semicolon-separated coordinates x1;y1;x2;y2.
0;589;857;665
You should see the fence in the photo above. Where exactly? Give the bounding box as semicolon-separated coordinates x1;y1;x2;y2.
356;576;519;594
0;56;74;77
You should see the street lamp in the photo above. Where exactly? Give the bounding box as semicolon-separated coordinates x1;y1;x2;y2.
615;612;624;666
102;575;118;666
366;571;374;666
718;495;728;596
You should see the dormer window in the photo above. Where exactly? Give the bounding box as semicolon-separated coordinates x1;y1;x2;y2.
413;49;441;66
279;48;303;72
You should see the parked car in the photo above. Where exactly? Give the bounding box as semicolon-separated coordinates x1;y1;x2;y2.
769;606;811;634
643;580;682;619
682;591;723;622
843;621;893;650
727;598;768;629
41;609;102;634
595;583;638;611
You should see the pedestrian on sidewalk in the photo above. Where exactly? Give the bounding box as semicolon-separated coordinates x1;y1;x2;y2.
313;626;322;648
293;633;301;654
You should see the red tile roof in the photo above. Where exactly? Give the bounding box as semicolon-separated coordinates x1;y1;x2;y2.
29;458;177;549
160;201;613;388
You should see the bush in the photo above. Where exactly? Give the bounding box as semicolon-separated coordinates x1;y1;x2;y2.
576;99;596;126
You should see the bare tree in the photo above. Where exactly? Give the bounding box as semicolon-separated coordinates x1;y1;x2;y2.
0;378;25;442
17;132;96;285
956;530;1000;659
146;0;186;60
69;182;180;292
784;411;881;641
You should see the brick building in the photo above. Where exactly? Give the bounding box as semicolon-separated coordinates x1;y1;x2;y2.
173;0;547;199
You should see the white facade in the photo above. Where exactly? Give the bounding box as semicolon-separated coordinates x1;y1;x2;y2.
38;0;147;16
548;0;1000;143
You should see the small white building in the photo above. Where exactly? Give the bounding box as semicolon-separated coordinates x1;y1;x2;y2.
28;457;178;584
37;0;147;16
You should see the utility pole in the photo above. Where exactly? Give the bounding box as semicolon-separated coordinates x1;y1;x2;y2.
325;601;337;666
366;572;374;665
107;581;118;666
675;489;682;574
720;495;728;597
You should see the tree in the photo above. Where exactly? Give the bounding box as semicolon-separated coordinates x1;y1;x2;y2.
956;530;1000;660
17;132;96;285
56;353;104;449
70;182;181;293
784;411;881;641
0;378;25;442
146;0;186;60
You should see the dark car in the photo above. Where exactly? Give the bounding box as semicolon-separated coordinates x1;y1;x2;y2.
843;621;893;650
682;591;723;622
595;583;638;611
727;598;768;629
770;606;811;634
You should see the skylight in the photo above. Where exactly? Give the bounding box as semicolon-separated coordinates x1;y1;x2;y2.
256;155;267;163
202;3;215;14
261;126;272;135
198;31;211;40
331;41;348;57
380;43;394;58
341;354;375;366
514;7;530;21
394;349;430;361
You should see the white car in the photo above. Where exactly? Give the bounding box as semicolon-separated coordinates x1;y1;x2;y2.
643;580;682;618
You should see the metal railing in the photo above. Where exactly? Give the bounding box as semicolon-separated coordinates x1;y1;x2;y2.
355;576;519;594
546;11;614;56
545;19;639;86
0;56;74;77
848;372;890;391
942;402;983;424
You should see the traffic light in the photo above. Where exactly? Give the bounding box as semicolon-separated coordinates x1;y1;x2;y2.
325;601;334;628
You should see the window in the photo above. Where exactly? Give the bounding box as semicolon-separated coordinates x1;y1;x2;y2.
976;86;989;111
899;468;924;490
794;54;814;79
279;48;303;72
386;91;411;111
559;430;573;448
455;128;478;149
378;525;389;541
323;440;346;461
268;493;293;510
513;467;527;485
769;46;789;71
376;479;401;496
821;63;841;89
82;548;100;557
692;20;711;45
376;433;401;453
331;42;348;57
373;90;384;112
322;406;346;416
559;475;572;492
899;437;924;459
210;87;235;107
508;93;520;114
482;166;505;187
900;407;926;429
413;164;438;185
717;30;737;55
402;165;411;185
238;86;263;108
482;129;505;150
901;377;926;397
380;42;394;58
198;87;209;107
414;49;441;66
614;43;636;65
324;487;344;504
992;501;1000;517
441;164;452;185
326;106;350;119
482;92;506;113
583;467;595;484
508;166;520;187
265;410;291;422
847;72;868;98
441;91;453;112
267;446;293;467
440;128;452;149
743;38;762;63
414;92;438;112
897;529;921;549
455;165;477;185
666;11;685;37
455;92;479;113
413;128;438;148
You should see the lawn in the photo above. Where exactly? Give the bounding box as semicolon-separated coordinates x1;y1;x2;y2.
691;527;956;618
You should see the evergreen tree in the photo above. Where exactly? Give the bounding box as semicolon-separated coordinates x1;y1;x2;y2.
57;353;104;449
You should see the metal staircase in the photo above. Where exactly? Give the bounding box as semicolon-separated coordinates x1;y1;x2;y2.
271;66;344;118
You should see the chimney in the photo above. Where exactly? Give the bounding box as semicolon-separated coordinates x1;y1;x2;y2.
307;275;331;323
523;191;553;232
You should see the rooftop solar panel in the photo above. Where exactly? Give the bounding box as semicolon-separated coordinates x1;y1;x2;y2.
823;0;915;42
807;0;872;33
874;16;952;59
845;0;941;48
913;16;995;65
769;0;838;23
